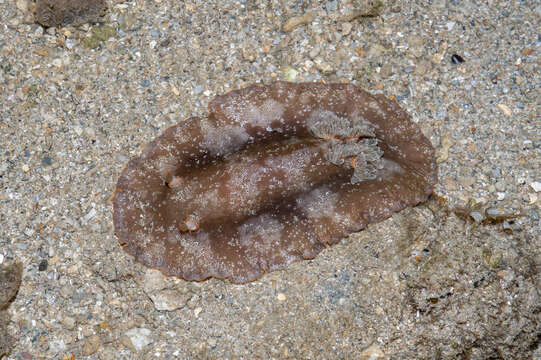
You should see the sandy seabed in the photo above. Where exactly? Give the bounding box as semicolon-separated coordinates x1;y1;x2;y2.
0;0;539;358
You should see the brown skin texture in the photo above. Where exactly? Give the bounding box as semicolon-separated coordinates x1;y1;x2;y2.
0;262;22;310
35;0;106;27
113;82;437;283
0;262;22;357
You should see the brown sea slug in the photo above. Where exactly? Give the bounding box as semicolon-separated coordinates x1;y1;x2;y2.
113;82;437;283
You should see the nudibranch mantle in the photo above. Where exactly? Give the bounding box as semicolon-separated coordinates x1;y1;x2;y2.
113;82;437;283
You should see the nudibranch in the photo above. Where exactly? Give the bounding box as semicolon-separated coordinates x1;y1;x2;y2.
113;82;437;283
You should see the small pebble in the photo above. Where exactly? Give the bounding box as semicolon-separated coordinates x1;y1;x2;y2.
143;268;167;292
360;344;384;360
282;12;314;32
277;293;286;301
124;328;153;352
48;339;66;353
149;289;191;311
497;104;512;116
15;0;28;12
82;208;97;224
341;22;353;35
85;127;96;139
486;207;515;221
38;259;48;271
65;38;76;49
62;316;76;330
470;211;484;223
193;85;203;95
313;57;335;74
451;54;465;64
495;181;506;192
280;66;299;81
458;177;475;187
143;270;192;311
436;136;454;163
326;0;338;12
82;335;100;356
502;221;513;231
41;157;52;166
309;46;320;59
34;49;49;57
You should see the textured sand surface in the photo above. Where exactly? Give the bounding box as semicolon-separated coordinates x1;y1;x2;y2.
0;0;539;358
